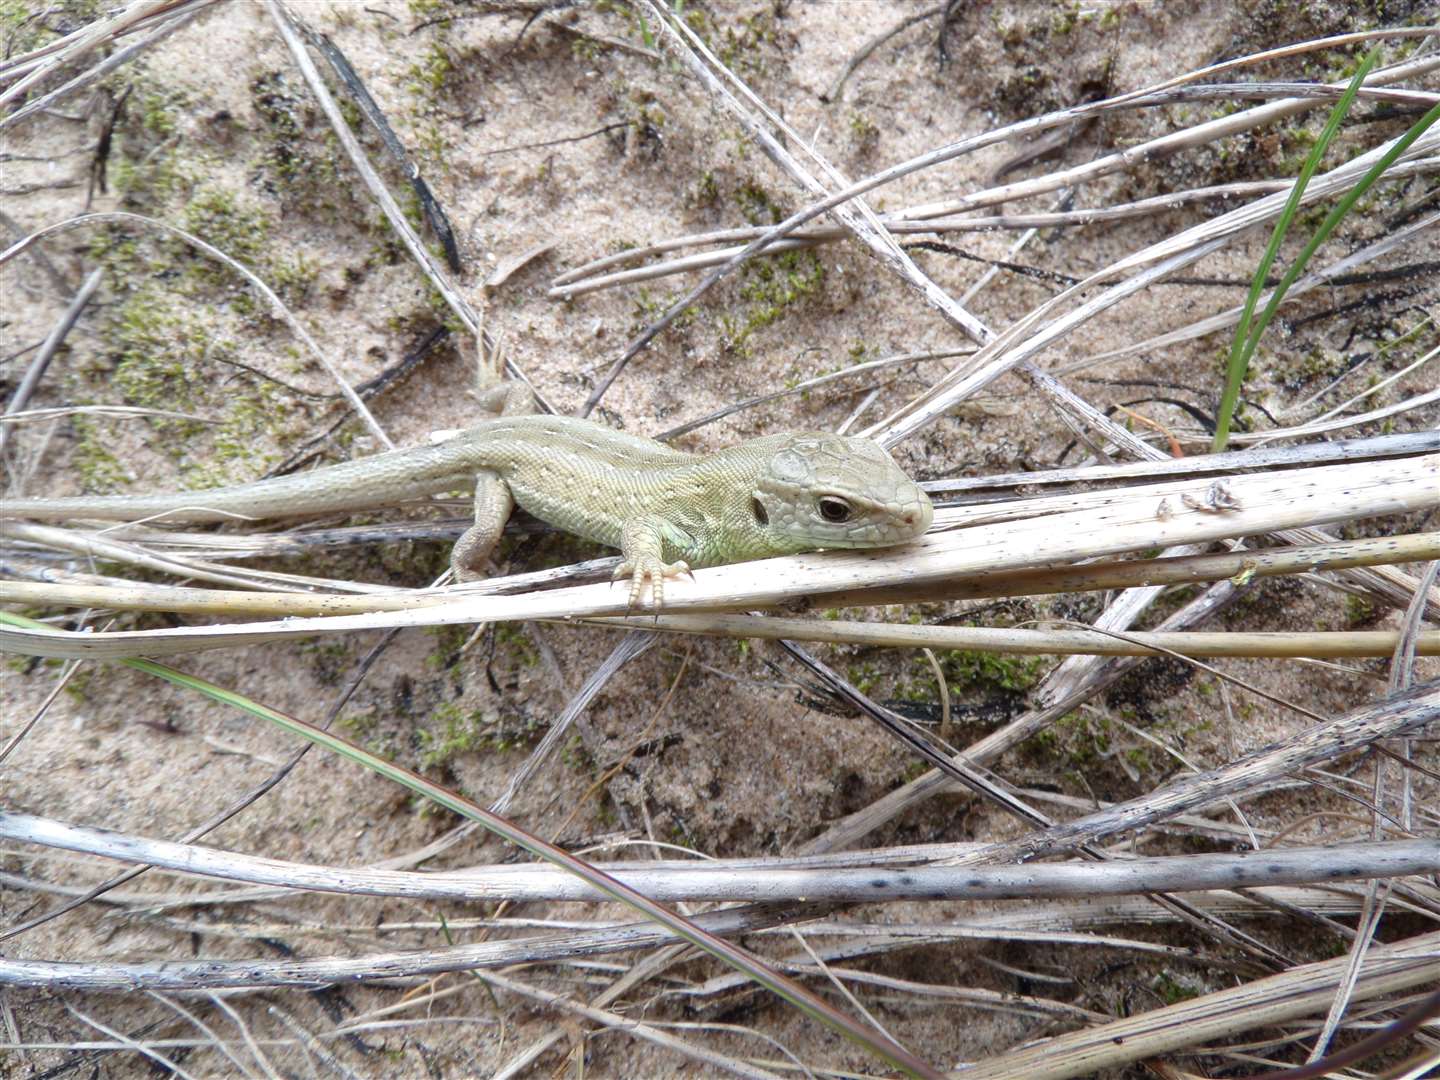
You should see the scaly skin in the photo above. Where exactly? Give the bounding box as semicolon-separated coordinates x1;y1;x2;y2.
4;414;933;605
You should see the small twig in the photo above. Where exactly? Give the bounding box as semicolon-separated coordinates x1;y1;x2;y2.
266;2;479;346
0;0;214;131
654;348;967;440
0;266;102;456
0;207;70;292
9;810;1439;907
820;3;945;103
482;120;633;156
299;24;462;273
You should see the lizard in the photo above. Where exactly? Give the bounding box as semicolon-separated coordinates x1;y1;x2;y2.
3;391;933;607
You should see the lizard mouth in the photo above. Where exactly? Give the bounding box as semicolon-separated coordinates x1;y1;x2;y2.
888;495;934;541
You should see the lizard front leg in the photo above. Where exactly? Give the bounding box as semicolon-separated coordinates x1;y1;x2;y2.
614;514;691;609
450;472;514;582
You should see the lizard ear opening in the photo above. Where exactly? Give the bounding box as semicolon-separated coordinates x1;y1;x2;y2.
750;497;769;526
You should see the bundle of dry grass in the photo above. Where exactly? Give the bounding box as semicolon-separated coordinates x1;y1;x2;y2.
2;2;1436;1077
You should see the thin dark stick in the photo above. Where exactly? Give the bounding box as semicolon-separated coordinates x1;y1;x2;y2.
300;24;462;273
268;325;452;478
0;267;102;456
482;121;633;156
821;3;945;103
776;639;1293;968
0;207;70;292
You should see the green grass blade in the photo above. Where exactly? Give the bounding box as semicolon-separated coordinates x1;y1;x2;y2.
1211;47;1380;452
1240;99;1440;366
0;610;941;1079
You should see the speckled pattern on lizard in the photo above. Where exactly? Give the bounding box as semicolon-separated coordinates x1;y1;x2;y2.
5;388;933;606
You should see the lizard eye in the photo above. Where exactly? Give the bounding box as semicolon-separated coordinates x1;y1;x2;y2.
751;497;769;525
817;496;853;523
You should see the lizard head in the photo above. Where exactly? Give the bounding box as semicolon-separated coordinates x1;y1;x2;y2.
749;433;933;553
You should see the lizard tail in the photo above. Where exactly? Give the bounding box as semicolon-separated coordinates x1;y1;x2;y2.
3;442;478;524
4;483;315;523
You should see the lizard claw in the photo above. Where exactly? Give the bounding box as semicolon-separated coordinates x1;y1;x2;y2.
614;556;690;611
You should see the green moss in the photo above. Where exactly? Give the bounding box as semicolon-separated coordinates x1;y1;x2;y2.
570;32;605;62
179;187;273;301
68;416;133;493
848;110;879;156
92;74;195;208
0;1;50;53
1;0;106;56
8;653;71;678
75;253;306;489
60;668;95;703
111;133;193;205
1266;346;1350;392
407;41;455;104
734;182;782;226
689;170;721;208
417;703;487;768
1344;594;1378;627
251;70;346;211
1050;711;1110;767
268;250;321;306
417;701;541;767
108;288;205;416
252;69;307;175
139;87;185;138
1049;3;1080;35
182;382;291;489
720;249;825;354
85;227;144;279
412;120;452;167
560;734;593;773
717;6;780;76
845;661;883;696
1153;972;1202;1005
425;625;473;670
493;624;539;669
919;649;1047;696
339;711;377;740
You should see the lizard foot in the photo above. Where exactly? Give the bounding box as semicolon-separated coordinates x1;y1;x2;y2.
613;556;690;610
453;563;492;585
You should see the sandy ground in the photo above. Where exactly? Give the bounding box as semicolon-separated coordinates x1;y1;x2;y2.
3;0;1437;1076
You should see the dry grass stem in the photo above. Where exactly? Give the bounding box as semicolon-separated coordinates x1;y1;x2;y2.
6;452;1433;658
5;811;1434;906
4;6;1437;1075
950;932;1440;1080
4;530;1434;643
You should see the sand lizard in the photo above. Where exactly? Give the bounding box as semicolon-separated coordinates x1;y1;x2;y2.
4;397;932;606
